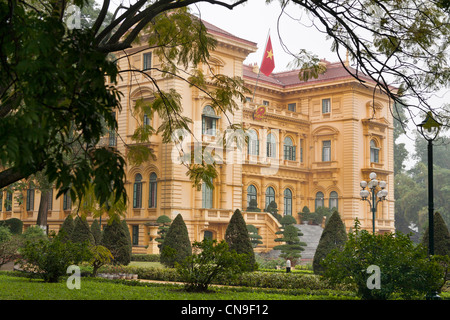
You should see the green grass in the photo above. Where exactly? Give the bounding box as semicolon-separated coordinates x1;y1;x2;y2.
129;261;164;268
0;272;356;300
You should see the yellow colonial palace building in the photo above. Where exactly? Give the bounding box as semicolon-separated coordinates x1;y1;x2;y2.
0;20;394;254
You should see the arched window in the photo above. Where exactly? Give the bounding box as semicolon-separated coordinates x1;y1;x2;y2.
149;172;157;208
133;173;143;208
204;230;214;240
202;105;219;136
370;139;380;163
315;191;324;210
265;187;275;209
247;129;259;156
284;188;292;215
247;185;257;208
202;178;213;209
283;137;296;161
329;191;338;211
266;133;276;158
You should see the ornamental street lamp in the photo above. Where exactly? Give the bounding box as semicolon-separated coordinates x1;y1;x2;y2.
417;111;442;257
360;172;388;234
418;111;442;300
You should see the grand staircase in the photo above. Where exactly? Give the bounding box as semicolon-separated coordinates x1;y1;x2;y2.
296;223;323;264
260;223;324;265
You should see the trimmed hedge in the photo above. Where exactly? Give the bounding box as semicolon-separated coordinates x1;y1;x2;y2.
97;265;349;291
131;254;160;262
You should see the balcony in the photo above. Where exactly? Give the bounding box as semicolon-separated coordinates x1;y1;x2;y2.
195;208;280;231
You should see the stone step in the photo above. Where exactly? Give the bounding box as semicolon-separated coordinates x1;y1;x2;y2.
295;223;323;261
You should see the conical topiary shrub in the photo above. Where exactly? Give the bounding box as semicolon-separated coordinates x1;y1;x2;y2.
225;209;256;271
313;211;347;274
90;219;102;245
421;211;450;257
160;214;192;267
101;218;132;265
58;214;74;242
71;216;95;245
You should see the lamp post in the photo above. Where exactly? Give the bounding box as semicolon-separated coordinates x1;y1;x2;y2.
360;172;388;234
417;112;442;257
417;111;442;300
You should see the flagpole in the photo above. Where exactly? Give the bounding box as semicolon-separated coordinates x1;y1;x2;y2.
251;29;271;103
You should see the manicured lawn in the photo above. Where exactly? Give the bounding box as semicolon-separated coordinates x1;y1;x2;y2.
129;261;164;268
0;272;356;300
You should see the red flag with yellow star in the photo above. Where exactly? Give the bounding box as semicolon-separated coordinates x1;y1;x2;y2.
260;35;275;76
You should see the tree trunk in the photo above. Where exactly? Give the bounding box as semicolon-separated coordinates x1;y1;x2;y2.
36;190;49;233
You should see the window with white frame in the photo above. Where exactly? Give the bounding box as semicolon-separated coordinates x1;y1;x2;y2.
322;98;331;114
202;105;218;136
266;133;276;158
370;139;380;163
322;140;331;162
247;129;259;156
288;103;296;112
143;52;152;71
202;179;213;209
284;137;296;161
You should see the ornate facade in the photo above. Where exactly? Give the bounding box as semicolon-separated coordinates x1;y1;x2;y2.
0;20;394;253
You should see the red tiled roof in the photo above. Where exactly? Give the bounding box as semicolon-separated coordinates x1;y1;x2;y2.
201;20;257;47
243;60;374;88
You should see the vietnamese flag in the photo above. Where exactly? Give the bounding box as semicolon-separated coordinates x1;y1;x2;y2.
260;35;275;76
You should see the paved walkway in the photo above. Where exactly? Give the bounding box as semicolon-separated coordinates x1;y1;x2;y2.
0;261;15;271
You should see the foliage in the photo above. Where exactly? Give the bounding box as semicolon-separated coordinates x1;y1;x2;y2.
0;218;23;235
273;225;306;266
0;235;21;268
90;219;102;245
18;235;91;283
58;214;74;242
2;0;450;223
160;214;191;268
421;211;450;257
322;219;445;299
101;219;131;265
246;199;261;212
21;226;47;243
247;224;263;248
395;134;450;238
71;216;95;245
0;225;11;243
155;215;171;251
225;209;257;271
298;206;310;221
313;211;347;274
266;201;282;222
176;239;248;292
0;273;360;300
89;245;113;277
131;254;160;262
0;1;126;208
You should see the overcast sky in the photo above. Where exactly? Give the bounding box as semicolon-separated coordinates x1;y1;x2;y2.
190;0;339;73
